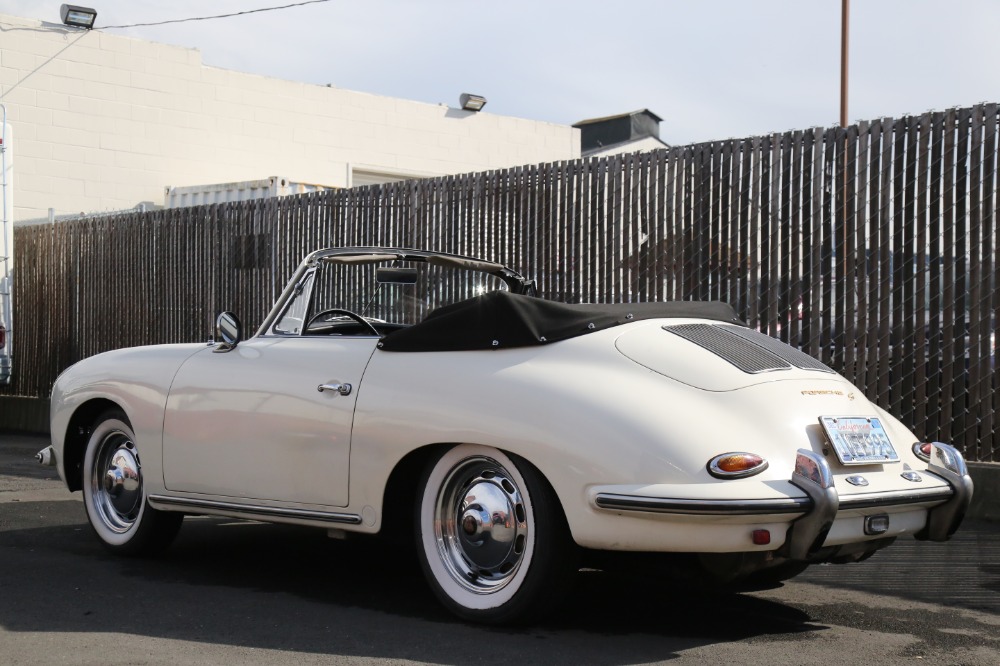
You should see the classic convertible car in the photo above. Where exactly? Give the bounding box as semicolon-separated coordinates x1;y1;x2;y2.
44;247;973;624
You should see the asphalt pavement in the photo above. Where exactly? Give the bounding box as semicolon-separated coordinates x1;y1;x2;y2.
1;432;999;665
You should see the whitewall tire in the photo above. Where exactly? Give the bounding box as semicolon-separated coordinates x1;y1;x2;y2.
415;444;576;624
82;410;182;555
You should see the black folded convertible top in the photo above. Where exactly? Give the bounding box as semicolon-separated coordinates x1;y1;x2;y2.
377;291;743;352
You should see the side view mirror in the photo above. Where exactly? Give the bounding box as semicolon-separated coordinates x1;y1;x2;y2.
214;311;243;353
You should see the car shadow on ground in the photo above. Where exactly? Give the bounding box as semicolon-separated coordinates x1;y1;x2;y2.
0;508;823;664
795;519;1000;615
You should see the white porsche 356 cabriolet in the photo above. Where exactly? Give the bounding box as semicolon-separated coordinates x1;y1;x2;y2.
44;247;972;624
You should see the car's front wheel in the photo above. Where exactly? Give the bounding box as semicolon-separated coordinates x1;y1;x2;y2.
82;410;182;555
415;444;576;624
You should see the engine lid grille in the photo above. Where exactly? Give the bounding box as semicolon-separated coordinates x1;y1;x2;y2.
663;324;834;375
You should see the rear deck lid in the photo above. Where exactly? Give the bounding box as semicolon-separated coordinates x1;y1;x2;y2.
616;321;837;391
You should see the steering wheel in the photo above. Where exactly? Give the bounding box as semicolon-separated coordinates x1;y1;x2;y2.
305;308;380;336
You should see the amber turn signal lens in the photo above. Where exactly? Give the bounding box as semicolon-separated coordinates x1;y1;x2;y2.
717;453;764;472
708;452;769;479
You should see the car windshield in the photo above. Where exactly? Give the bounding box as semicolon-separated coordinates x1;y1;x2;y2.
271;258;509;336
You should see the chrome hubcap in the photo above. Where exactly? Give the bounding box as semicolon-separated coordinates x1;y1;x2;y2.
93;430;142;533
434;456;528;594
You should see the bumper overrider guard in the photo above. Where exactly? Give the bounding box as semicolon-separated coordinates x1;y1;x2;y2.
593;442;973;560
784;448;838;560
916;442;974;541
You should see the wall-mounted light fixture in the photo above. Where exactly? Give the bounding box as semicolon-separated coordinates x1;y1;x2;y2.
459;93;487;112
60;4;98;29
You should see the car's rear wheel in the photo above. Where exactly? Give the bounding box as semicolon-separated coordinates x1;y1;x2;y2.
415;444;576;624
82;410;182;555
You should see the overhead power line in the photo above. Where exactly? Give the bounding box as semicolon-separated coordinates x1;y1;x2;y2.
99;0;334;30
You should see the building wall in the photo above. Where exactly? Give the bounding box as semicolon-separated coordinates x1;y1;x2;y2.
0;13;579;222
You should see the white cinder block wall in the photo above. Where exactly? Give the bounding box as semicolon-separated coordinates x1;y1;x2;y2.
0;13;580;222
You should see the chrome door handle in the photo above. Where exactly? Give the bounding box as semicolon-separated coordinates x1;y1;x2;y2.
317;382;352;396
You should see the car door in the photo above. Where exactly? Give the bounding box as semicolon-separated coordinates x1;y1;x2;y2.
161;335;378;507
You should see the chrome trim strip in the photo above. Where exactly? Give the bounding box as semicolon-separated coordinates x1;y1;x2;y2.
147;495;363;525
839;487;953;510
594;493;812;516
595;484;953;518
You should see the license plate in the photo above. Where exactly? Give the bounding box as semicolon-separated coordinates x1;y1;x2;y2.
819;416;900;465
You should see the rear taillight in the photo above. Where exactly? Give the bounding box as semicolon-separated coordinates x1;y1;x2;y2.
913;442;932;462
0;323;6;350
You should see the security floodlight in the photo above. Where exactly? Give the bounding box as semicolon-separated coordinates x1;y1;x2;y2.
460;93;487;112
60;4;97;29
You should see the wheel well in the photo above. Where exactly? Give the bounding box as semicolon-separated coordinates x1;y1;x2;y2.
379;444;449;543
61;398;122;492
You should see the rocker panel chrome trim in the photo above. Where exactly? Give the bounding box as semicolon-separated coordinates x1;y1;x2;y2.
147;495;363;525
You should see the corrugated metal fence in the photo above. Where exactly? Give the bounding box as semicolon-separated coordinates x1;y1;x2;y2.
4;103;998;461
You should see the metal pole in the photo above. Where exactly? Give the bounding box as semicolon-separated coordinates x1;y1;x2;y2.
841;0;849;128
840;0;850;355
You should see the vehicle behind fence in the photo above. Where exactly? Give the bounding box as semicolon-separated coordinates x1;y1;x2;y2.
2;103;998;462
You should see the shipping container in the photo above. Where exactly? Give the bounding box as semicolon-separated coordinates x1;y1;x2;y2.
164;176;336;209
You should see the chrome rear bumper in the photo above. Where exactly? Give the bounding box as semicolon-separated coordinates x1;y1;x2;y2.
592;442;973;560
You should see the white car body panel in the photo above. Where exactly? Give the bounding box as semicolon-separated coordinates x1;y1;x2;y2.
50;344;207;487
162;336;378;507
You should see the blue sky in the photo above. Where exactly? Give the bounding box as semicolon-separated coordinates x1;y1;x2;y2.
1;0;998;144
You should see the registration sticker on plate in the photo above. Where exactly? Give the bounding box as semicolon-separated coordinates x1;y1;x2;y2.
819;416;900;465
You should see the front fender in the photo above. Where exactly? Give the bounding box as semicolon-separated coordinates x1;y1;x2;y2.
50;343;208;490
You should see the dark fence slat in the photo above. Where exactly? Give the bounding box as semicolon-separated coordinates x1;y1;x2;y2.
985;103;999;462
914;113;932;432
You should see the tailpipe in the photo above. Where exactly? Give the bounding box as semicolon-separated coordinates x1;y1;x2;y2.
35;446;55;466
